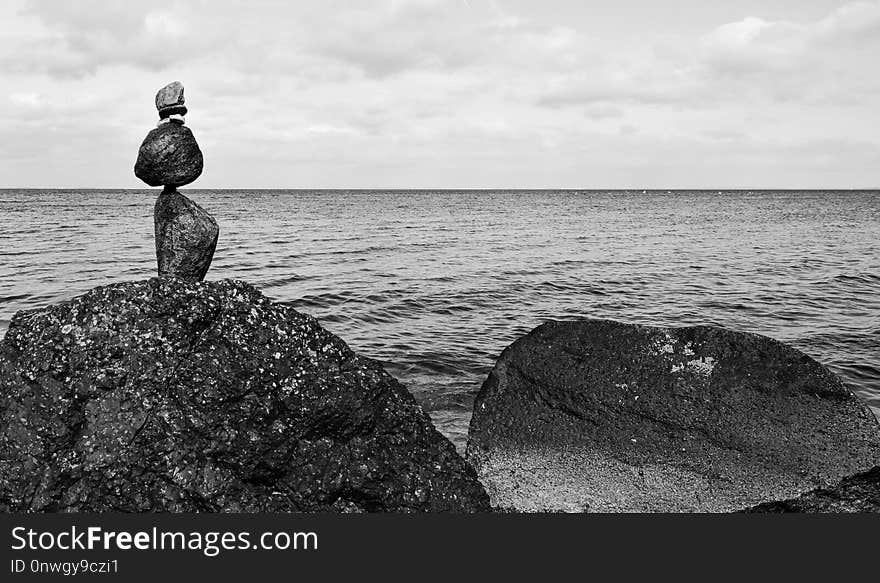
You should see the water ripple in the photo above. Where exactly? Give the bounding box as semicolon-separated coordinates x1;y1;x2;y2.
1;189;878;451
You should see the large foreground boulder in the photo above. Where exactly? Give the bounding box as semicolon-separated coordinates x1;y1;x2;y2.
466;319;880;512
0;278;489;512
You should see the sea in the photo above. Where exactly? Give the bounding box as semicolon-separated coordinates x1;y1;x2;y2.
1;189;878;452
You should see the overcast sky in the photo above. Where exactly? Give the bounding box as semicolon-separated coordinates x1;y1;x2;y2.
1;0;878;188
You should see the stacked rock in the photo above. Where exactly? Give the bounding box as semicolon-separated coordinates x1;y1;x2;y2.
134;81;219;282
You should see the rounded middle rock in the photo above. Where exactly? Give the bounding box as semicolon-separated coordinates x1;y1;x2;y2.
134;123;204;187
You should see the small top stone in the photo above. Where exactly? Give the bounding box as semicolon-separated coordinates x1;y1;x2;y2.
155;81;188;119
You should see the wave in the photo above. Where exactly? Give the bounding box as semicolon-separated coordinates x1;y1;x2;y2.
2;188;878;445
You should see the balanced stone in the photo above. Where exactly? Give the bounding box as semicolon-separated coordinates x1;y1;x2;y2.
155;80;187;118
154;188;219;282
466;319;880;512
134;123;203;187
134;81;217;280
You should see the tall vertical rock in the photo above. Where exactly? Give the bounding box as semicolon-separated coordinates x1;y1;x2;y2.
154;188;219;281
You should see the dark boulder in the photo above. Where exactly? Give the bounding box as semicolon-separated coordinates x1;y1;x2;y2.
0;278;489;512
466;319;880;512
744;466;880;513
154;190;219;282
134;124;203;187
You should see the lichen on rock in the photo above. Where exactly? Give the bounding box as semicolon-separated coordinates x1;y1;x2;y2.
0;278;489;512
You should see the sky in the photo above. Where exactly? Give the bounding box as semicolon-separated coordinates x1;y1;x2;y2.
0;0;878;189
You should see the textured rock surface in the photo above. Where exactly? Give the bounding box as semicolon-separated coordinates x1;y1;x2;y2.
155;81;187;118
134;124;203;187
0;278;490;512
466;319;880;512
154;190;219;282
744;466;880;513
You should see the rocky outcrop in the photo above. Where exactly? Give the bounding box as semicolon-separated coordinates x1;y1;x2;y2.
466;319;880;512
0;278;489;512
154;190;219;282
745;466;880;513
134;123;203;187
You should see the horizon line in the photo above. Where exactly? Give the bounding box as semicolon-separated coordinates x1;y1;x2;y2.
2;187;879;192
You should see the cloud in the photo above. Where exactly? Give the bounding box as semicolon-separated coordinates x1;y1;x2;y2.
0;0;878;188
536;73;702;109
698;1;880;82
532;1;880;112
302;1;488;77
1;1;217;77
2;0;587;85
699;16;806;73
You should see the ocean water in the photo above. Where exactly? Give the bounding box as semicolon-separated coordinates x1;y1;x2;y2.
1;189;878;452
